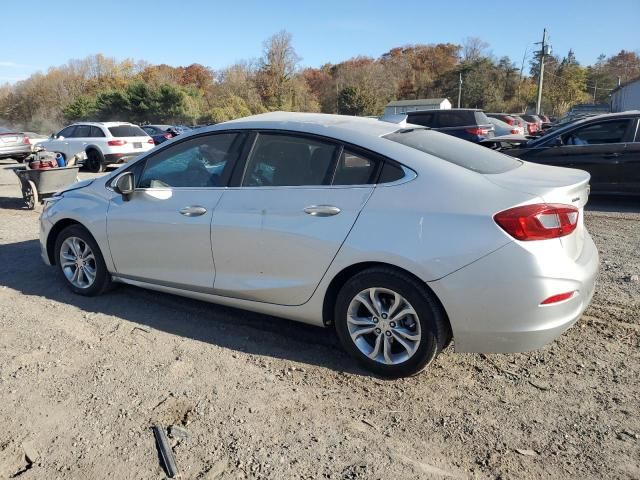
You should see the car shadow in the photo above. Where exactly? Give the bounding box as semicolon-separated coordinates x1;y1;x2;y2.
0;239;368;376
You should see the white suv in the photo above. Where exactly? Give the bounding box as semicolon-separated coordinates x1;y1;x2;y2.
40;122;155;172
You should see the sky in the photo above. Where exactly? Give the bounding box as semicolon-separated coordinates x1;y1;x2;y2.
1;0;638;84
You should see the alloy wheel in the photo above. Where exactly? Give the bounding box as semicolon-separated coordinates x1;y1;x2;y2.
59;236;97;288
346;287;422;365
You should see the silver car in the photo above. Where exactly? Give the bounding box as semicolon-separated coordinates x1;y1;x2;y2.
0;127;31;162
39;112;598;378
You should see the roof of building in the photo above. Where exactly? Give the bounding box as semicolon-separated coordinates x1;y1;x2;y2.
611;76;640;94
386;98;449;107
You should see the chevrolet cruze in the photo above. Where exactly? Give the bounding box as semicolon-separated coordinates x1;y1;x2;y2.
39;112;598;377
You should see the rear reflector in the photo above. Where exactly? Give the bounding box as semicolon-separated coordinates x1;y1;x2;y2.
494;203;579;241
107;139;127;146
541;291;576;305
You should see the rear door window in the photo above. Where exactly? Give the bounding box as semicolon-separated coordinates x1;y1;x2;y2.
384;128;521;174
90;126;105;137
407;112;435;127
109;125;148;137
242;134;338;187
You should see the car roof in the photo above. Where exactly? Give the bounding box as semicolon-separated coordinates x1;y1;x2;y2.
215;112;403;139
70;122;136;127
407;108;481;113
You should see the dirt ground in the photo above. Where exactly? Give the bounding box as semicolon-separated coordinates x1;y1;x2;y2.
0;158;638;480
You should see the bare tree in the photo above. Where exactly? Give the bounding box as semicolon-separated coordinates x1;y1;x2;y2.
257;30;301;109
462;37;490;62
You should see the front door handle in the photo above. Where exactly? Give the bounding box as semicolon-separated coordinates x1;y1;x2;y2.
604;153;622;159
179;205;207;217
304;205;341;217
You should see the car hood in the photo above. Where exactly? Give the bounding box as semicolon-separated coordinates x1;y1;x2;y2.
57;178;95;195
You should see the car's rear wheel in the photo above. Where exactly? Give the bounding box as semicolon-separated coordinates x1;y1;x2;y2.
54;225;111;296
86;149;104;173
335;267;450;378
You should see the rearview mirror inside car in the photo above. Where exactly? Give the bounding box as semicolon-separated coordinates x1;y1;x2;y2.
113;172;134;200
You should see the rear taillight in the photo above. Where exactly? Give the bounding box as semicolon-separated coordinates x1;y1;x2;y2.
541;291;576;305
494;203;579;241
107;139;127;146
510;129;519;134
465;127;489;136
148;138;155;143
23;135;30;144
504;116;515;126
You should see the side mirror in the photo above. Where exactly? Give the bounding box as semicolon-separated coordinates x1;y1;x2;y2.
113;172;134;200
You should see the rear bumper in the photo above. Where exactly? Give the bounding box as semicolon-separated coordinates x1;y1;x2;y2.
0;144;30;159
430;232;599;353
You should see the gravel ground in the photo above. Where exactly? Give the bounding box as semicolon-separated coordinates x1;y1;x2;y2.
0;158;638;480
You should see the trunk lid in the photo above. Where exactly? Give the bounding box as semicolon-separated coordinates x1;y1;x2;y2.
485;161;591;260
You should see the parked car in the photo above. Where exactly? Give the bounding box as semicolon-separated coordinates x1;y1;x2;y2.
505;111;640;195
487;116;525;136
142;125;185;145
39;112;598;377
405;108;495;143
520;114;543;135
39;122;154;172
0;127;31;162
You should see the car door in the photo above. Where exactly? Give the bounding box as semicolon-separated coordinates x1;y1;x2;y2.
67;124;92;157
520;118;631;193
46;125;76;157
210;132;377;306
620;117;640;194
106;131;247;290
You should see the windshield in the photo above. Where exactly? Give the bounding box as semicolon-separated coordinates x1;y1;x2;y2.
384;128;521;174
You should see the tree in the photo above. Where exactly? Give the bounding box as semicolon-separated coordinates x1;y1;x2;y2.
337;86;377;116
256;30;300;109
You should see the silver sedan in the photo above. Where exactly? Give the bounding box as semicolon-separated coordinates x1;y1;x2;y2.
39;112;598;378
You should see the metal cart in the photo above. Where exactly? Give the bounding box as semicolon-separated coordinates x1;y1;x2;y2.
13;166;80;209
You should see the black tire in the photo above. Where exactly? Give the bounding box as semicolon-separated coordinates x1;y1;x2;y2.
54;224;112;296
86;149;104;173
334;267;450;378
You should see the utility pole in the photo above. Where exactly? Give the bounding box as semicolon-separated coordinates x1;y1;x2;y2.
593;79;598;103
535;28;547;115
457;71;462;108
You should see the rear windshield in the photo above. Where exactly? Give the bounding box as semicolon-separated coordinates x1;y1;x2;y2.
474;111;490;124
108;125;148;137
384;128;521;174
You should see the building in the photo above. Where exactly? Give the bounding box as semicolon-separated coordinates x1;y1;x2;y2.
384;98;452;115
611;77;640;112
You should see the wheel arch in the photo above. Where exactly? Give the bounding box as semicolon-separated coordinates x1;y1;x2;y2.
322;261;451;336
46;218;86;265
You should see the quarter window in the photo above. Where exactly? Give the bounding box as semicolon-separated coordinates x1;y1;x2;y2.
562;120;629;145
242;134;338;187
332;150;379;185
138;133;245;188
90;126;105;137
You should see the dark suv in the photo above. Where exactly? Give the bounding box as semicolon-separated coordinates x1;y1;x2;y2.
406;109;495;143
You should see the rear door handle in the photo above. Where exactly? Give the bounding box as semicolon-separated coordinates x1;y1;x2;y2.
304;205;341;217
179;206;207;217
604;153;622;159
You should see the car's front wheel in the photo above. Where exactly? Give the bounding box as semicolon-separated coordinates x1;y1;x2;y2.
54;225;111;296
335;267;450;378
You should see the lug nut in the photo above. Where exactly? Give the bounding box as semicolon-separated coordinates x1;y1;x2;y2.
372;317;378;323
385;331;392;337
375;328;381;334
381;313;388;319
389;321;396;328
